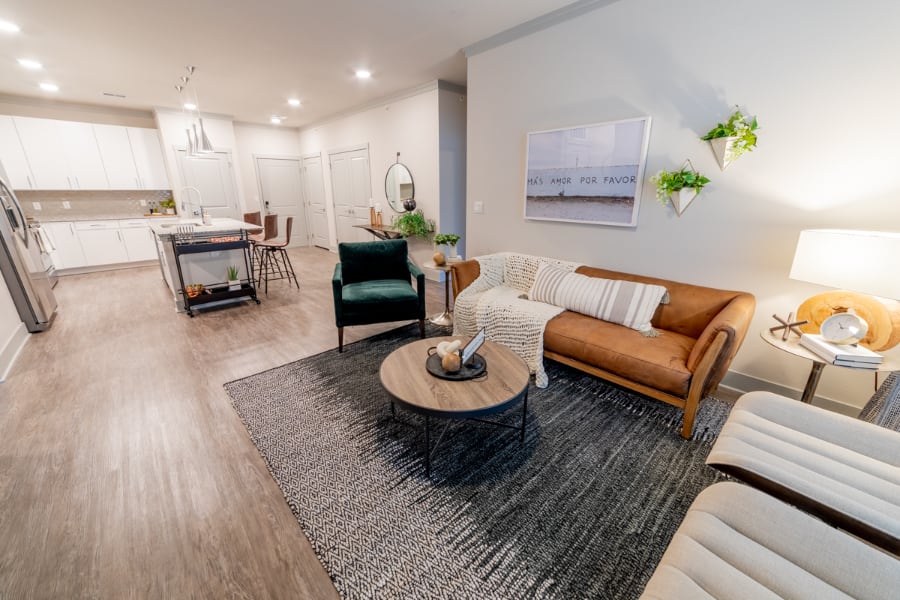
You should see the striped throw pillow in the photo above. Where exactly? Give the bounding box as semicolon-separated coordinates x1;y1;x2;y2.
529;263;668;336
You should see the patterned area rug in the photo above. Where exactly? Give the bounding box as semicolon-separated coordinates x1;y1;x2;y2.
224;323;731;599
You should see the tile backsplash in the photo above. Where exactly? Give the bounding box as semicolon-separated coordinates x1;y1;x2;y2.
19;189;174;221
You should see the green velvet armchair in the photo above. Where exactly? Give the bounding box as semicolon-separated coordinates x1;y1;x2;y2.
332;239;426;352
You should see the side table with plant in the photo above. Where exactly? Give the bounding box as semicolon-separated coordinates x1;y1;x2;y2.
701;107;759;170
650;161;710;216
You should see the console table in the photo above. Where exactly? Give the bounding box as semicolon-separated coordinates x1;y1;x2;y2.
353;224;402;240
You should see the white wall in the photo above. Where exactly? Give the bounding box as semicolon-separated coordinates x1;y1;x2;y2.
0;271;28;382
297;85;441;267
466;0;900;411
233;122;303;213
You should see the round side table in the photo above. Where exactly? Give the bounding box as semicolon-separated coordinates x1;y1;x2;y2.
425;261;453;326
759;330;900;404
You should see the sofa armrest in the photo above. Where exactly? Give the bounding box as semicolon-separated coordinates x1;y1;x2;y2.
687;293;756;392
450;259;481;298
332;263;343;326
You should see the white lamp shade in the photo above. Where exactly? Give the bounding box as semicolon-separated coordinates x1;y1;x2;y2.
789;229;900;300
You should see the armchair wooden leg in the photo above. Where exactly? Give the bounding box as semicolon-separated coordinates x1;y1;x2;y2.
418;319;425;338
338;327;344;353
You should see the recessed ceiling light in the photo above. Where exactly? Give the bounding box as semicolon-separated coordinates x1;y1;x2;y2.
270;116;284;124
17;58;42;70
0;20;20;33
288;98;301;107
39;82;59;92
355;69;372;79
183;102;197;110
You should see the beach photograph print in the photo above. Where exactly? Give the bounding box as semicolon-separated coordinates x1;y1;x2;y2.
524;117;651;227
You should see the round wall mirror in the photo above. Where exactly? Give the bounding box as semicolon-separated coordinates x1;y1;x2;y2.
385;163;415;212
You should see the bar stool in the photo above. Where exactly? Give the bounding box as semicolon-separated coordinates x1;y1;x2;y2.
249;214;277;281
256;216;299;294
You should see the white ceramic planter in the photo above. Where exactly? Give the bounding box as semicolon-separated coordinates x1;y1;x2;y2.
671;188;698;216
709;136;739;171
228;279;241;291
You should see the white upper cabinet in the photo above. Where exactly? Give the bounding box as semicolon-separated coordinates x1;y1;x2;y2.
3;116;171;191
127;127;170;189
13;117;71;189
94;124;140;189
0;116;35;189
57;121;109;189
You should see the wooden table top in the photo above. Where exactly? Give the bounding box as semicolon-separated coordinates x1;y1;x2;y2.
379;337;530;418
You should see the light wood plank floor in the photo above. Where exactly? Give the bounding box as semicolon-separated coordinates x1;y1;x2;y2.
0;247;447;599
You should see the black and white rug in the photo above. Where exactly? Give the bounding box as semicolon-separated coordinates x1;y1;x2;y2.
224;323;731;599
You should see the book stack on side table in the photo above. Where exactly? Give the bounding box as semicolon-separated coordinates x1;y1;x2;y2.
799;334;884;370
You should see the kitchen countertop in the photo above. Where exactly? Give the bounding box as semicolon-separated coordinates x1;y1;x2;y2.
32;214;180;223
149;217;263;238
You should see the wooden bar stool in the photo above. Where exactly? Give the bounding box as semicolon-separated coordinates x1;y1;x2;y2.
256;216;299;294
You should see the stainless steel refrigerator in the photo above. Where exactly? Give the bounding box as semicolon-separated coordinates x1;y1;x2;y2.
0;162;57;332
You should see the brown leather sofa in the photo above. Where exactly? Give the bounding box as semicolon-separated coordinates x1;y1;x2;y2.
451;260;756;439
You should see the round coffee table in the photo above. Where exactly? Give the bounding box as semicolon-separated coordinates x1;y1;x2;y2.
379;336;530;477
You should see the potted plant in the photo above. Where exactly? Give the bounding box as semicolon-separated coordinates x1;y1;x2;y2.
226;265;240;291
701;107;759;170
650;162;710;216
433;233;461;261
160;196;177;215
392;209;435;240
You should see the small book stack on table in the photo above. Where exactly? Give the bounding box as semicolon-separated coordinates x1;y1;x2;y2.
799;334;884;370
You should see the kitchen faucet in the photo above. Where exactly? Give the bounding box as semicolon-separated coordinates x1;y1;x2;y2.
179;186;210;224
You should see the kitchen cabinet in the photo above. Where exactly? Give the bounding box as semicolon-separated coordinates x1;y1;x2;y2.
94;124;140;189
13;117;71;189
0;116;35;189
127;127;170;189
42;221;87;269
56;121;109;189
119;219;158;261
76;221;129;265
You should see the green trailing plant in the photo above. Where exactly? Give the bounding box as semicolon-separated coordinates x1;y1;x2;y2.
701;108;759;160
226;265;240;281
433;233;460;247
392;210;435;240
650;167;710;204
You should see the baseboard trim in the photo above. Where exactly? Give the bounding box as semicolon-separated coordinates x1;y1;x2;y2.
0;322;29;383
720;370;860;417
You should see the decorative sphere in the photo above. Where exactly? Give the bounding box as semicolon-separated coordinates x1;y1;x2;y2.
403;198;417;212
433;252;446;266
441;352;461;373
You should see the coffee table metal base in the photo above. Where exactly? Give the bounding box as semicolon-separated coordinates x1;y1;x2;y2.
391;396;528;478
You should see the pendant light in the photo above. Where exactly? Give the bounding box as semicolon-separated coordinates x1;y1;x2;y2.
187;66;214;154
175;66;214;157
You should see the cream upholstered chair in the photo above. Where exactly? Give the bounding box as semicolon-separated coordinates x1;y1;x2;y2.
640;482;900;599
706;390;900;554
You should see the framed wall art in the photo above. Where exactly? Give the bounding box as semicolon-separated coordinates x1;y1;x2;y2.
524;116;652;227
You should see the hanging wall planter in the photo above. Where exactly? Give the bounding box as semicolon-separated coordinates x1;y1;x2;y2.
701;107;759;170
650;160;710;217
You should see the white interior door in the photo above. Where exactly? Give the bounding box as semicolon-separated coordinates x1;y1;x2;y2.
256;156;308;248
302;154;329;249
176;150;238;218
328;147;371;244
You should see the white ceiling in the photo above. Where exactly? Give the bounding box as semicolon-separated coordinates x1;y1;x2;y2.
0;0;576;127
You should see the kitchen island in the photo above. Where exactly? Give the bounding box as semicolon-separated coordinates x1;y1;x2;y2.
150;217;262;314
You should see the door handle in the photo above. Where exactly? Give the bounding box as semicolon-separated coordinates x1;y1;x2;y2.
67;176;73;188
74;176;80;189
26;175;33;189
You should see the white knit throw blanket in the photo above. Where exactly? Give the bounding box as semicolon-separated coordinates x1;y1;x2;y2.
453;253;581;388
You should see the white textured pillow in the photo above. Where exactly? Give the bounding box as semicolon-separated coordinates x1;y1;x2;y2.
529;263;668;336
